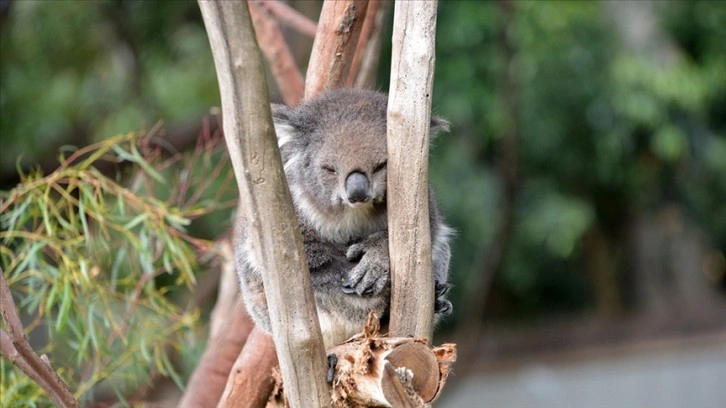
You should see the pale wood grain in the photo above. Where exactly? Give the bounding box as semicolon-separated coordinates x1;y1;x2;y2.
386;1;440;340
197;1;331;406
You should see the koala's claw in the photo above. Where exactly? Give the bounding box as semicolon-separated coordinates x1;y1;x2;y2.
326;353;338;383
341;274;361;294
342;233;390;296
435;299;453;315
435;281;451;297
342;259;388;296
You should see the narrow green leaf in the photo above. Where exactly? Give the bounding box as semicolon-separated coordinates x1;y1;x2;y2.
55;281;72;331
161;348;184;388
130;144;165;183
122;214;148;231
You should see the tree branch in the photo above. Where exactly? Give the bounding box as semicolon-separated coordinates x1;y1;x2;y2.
248;0;305;106
179;239;256;407
386;1;439;340
347;0;388;88
0;270;79;408
305;0;369;98
217;327;279;408
260;0;317;39
197;1;330;407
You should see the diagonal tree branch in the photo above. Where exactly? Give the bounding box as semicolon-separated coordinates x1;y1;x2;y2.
216;327;279;408
305;0;369;98
347;0;388;88
248;0;305;106
178;239;256;408
259;0;317;39
197;1;331;407
0;270;79;408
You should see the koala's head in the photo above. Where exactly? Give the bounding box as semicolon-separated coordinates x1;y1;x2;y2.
272;89;449;242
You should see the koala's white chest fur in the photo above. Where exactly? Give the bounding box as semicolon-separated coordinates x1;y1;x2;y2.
291;183;387;244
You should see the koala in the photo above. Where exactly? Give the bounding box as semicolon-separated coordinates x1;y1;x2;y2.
235;88;452;349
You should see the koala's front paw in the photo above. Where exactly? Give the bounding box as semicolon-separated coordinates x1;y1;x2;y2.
435;281;450;298
435;298;453;315
326;353;338;383
342;232;389;296
434;281;452;315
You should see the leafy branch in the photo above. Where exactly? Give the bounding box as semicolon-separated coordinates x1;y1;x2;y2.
1;130;236;404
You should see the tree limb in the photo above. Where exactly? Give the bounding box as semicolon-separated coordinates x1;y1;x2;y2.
305;0;369;98
260;0;317;39
347;0;388;88
197;1;331;407
0;270;79;408
217;327;279;408
386;1;439;340
248;0;305;106
179;240;255;407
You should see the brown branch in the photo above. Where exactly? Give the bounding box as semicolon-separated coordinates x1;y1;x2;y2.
347;0;388;88
0;330;55;393
217;327;279;408
248;0;305;106
260;0;317;39
386;0;439;340
179;239;255;407
179;299;254;408
305;0;369;98
0;270;79;408
197;1;331;407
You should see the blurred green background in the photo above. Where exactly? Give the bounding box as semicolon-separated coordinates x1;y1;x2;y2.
2;0;725;405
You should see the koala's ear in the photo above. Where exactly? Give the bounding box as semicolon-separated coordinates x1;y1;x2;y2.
271;104;298;149
430;116;450;138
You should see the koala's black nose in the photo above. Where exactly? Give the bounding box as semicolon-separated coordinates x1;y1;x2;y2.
345;172;370;204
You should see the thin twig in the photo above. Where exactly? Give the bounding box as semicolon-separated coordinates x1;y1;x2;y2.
260;0;317;38
347;0;388;87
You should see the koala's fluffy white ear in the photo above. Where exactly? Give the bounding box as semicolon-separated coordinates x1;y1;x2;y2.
430;116;451;138
271;104;297;149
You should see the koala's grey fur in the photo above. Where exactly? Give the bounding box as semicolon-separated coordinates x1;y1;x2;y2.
235;89;452;349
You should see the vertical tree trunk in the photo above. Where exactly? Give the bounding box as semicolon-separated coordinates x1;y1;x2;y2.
197;2;331;407
386;1;439;340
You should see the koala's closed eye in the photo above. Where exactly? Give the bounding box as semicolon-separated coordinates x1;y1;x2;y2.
322;165;337;175
373;161;387;173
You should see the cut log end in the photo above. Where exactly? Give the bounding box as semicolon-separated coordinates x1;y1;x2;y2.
384;342;439;402
326;315;456;407
264;316;457;408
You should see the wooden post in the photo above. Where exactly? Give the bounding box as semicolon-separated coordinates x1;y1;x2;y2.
197;2;331;407
386;1;439;340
